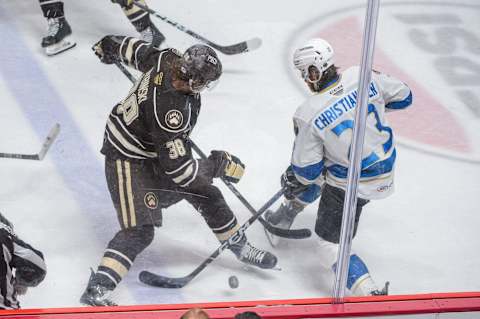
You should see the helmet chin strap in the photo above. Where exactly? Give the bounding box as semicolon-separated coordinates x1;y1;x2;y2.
302;66;322;83
307;81;322;93
302;70;322;92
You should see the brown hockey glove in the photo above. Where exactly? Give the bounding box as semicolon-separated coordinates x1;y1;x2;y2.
92;35;123;64
209;150;245;183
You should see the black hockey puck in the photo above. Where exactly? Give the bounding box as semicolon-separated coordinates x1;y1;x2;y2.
228;275;239;289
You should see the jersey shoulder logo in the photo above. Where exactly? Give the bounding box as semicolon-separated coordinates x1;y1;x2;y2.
165;110;184;129
144;192;158;209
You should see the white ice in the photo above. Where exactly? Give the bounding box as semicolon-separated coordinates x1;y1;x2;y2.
0;0;479;309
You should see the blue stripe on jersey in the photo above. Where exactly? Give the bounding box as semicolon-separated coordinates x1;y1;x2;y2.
327;149;396;179
332;120;354;136
362;152;380;169
386;91;412;109
292;160;324;181
295;184;321;203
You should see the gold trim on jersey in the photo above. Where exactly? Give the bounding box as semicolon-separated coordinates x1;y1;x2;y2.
106;249;133;266
215;224;240;242
100;257;129;278
124;161;137;227
107;118;157;158
125;38;141;64
122;0;146;16
116;160;129;228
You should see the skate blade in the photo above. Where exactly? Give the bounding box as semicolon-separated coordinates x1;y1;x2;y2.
45;36;76;56
263;227;281;247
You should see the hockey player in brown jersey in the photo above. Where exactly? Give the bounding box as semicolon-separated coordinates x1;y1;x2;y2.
79;36;278;306
0;213;46;310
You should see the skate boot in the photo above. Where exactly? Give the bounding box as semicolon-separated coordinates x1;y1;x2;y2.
265;201;304;230
79;269;116;306
229;235;277;269
140;23;165;48
264;200;305;245
41;17;76;56
371;281;390;296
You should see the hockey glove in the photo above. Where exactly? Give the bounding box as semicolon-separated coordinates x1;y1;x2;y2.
14;280;28;296
209;150;245;183
110;0;134;7
281;166;309;200
92;36;123;64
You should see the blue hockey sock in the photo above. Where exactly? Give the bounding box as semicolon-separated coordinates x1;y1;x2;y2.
346;254;370;289
332;254;370;289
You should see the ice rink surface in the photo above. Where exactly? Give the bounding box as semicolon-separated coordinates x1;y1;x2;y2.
0;0;479;309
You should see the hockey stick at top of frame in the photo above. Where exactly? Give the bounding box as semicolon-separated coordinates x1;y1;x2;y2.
132;1;262;55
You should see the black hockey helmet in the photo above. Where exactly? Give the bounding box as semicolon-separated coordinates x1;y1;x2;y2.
179;44;222;93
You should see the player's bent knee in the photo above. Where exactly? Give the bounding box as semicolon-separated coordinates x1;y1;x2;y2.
315;224;341;243
109;225;155;259
314;184;348;243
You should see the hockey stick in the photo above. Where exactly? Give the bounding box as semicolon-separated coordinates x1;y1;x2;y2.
114;62;311;240
133;1;262;55
189;141;311;239
0;123;60;161
139;188;284;288
115;61;137;83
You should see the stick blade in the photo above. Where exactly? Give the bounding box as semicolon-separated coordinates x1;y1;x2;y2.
245;37;262;52
37;123;61;160
263;220;312;239
139;270;189;288
211;37;263;55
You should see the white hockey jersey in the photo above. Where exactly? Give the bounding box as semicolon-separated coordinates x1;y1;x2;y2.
291;66;412;200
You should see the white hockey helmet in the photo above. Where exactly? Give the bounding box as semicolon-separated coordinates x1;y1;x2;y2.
293;38;334;83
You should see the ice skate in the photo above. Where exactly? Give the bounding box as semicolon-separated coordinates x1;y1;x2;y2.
140;23;165;48
264;201;304;245
370;281;390;296
41;17;76;56
229;236;277;269
79;269;116;307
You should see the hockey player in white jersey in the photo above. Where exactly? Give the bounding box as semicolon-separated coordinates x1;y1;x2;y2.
265;38;412;296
